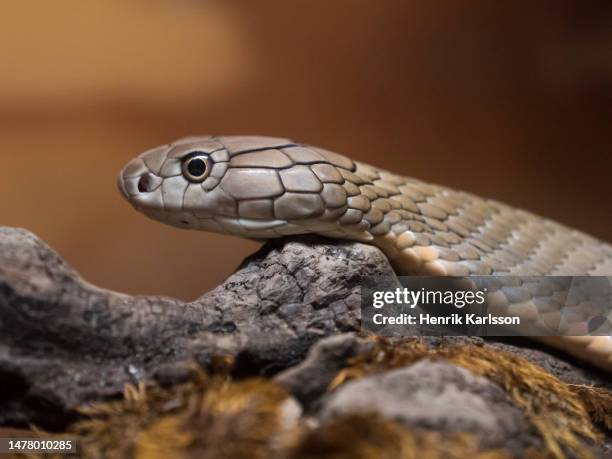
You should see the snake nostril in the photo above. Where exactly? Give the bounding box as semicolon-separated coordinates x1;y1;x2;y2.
138;173;154;193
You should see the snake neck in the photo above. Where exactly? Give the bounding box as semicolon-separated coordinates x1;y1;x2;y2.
326;161;612;278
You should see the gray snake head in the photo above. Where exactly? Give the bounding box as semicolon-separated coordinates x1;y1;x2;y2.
118;135;368;240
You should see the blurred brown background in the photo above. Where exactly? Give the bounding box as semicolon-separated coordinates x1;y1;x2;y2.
1;1;611;300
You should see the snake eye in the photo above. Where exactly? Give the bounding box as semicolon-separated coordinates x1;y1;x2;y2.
182;153;211;182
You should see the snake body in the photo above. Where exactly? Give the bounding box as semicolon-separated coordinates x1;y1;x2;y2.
118;136;612;372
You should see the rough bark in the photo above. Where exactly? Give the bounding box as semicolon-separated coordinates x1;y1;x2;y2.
0;227;391;428
0;226;609;457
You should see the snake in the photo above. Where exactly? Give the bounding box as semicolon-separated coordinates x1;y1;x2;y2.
117;135;612;373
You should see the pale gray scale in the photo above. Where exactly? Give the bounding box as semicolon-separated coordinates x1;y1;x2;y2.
211;149;230;163
371;199;392;213
369;185;391;198
397;184;427;202
429;231;450;248
423;217;448;232
417;202;447;220
500;284;535;304
339;208;364;225
213;217;249;235
320;183;348;208
210;162;229;179
579;242;610;273
440;190;471;208
279;165;324;192
186;186;237;218
348;219;372;233
122;158;148;178
473;230;504;251
384;211;402;225
370;220;391;236
465;260;494;275
123;175;160;196
159;158;183;177
504;237;533;256
414;233;431;246
364;208;384;226
221;169;284;200
453;243;482;260
216;136;295;154
134;186;164;209
508;233;560;274
274;193;325;220
514;260;545;276
437;231;462;245
549;241;596;275
475;214;516;243
139;145;170;175
321;206;350;221
468;237;494;253
378;171;408;186
405;176;431;186
354;163;380;182
171;213;200;229
297;218;344;231
489;221;552;273
343;181;361;197
230;149;294;168
392;195;419;213
184;184;207;214
281;146;327;164
395;209;417;221
436;247;460;262
478;222;513;247
201;177;220;191
499;238;539;265
359;186;379;200
488;257;512;274
237;218;288;231
435;260;470;276
388;199;401;210
372;180;400;195
457;207;488;227
161;176;189;211
591;257;612;275
347;195;371;212
171;135;215;146
426;195;460;216
339;169;369;185
407;221;427;233
310;163;344;184
272;222;311;236
311;147;356;171
456;209;485;234
412;214;428;224
238;199;275;219
495;248;528;269
194;217;226;233
391;222;409;235
167;142;224;159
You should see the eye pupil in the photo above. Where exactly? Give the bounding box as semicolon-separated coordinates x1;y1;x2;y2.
187;158;207;177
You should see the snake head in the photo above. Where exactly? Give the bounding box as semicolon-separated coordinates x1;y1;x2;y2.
118;136;369;240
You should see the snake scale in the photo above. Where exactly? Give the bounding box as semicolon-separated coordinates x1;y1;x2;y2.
118;136;612;373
